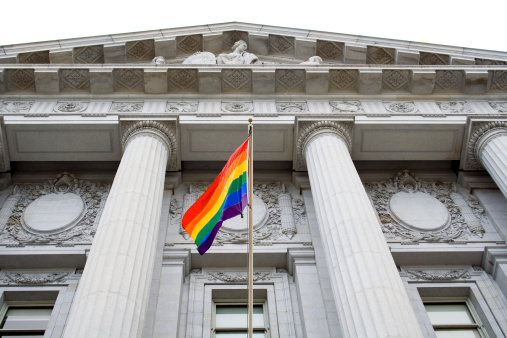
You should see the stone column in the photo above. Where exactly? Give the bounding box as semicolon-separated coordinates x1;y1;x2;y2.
298;121;422;338
64;121;175;338
474;123;507;199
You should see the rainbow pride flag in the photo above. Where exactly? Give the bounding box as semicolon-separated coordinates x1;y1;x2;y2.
182;138;249;255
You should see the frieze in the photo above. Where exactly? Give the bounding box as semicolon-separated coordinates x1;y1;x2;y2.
364;170;488;243
329;101;363;114
489;102;507;113
221;101;254;113
166;101;198;113
0;173;109;245
0;271;71;285
54;101;88;112
437;101;474;114
110;102;144;112
0;101;33;113
207;271;271;282
276;102;308;113
384;101;417;113
404;268;471;281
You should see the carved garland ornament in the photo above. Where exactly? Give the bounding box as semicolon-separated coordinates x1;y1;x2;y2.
0;173;109;245
405;269;471;281
364;171;487;243
465;121;507;170
207;271;271;282
0;272;71;285
296;120;353;171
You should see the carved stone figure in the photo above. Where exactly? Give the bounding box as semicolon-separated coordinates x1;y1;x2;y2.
216;40;259;65
300;56;323;65
151;56;166;65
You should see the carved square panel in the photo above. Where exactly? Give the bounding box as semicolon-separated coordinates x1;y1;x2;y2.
491;70;507;91
6;69;35;91
366;46;395;64
60;69;90;91
435;70;464;92
275;69;305;92
222;31;249;51
419;52;449;65
329;69;358;92
18;51;50;64
126;39;155;61
382;70;411;92
222;69;252;92
316;40;344;62
269;34;295;56
73;45;104;64
113;69;144;91
475;58;506;66
168;69;198;92
176;35;203;55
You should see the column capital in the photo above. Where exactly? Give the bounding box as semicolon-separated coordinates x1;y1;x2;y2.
120;119;180;171
295;119;353;171
465;119;507;170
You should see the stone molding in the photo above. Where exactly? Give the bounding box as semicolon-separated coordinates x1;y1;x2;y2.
400;266;474;281
295;119;353;171
120;119;179;171
465;120;507;170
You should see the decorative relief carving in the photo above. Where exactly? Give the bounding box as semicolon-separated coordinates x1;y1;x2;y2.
176;35;202;55
435;70;463;91
166;101;198;113
221;101;253;113
182;52;216;65
110;102;144;112
489;102;507;113
367;46;395;64
317;40;343;61
19;51;50;64
120;120;178;171
364;171;488;243
276;102;308;113
54;101;88;112
269;35;294;55
114;69;144;91
419;52;449;65
126;39;155;61
222;69;251;91
491;71;507;91
465;120;507;170
382;70;410;91
168;69;198;92
0;271;71;285
405;269;471;281
74;45;104;64
329;101;363;114
329;69;357;91
437;101;474;114
384;102;417;113
61;69;90;90
476;59;506;66
207;271;271;282
276;70;305;91
223;31;249;50
0;101;33;113
6;69;35;91
0;173;109;245
296;120;353;171
173;182;306;244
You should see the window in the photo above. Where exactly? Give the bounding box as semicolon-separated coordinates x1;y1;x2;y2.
0;301;54;337
424;299;487;338
212;301;269;338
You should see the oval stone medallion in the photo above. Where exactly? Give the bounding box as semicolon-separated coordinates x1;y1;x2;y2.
222;194;267;232
22;193;85;234
389;191;449;231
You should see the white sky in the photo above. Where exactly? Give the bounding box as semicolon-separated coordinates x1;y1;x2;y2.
2;0;507;52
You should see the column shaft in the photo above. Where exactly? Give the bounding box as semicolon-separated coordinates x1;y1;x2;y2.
64;133;169;338
305;132;422;338
479;133;507;199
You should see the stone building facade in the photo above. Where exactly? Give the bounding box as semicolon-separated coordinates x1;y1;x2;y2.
0;22;507;337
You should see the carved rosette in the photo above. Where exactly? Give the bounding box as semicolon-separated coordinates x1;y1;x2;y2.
364;171;488;243
465;120;507;170
0;173;109;245
120;120;179;171
295;120;353;171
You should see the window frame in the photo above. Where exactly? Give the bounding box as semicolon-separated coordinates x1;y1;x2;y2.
211;299;270;338
0;300;55;336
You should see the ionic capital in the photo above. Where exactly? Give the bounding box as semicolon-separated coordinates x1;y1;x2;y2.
465;120;507;170
295;119;353;171
120;119;180;171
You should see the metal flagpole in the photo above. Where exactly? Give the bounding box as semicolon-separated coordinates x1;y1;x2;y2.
247;118;254;338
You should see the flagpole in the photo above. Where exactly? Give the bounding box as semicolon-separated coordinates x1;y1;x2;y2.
247;118;254;338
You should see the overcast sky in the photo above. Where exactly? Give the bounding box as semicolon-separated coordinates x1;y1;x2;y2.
2;0;506;52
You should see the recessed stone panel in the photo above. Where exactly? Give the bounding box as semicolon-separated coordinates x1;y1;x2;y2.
390;191;449;231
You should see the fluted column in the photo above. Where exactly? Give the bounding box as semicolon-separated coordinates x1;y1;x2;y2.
475;125;507;199
64;121;174;338
300;121;422;337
